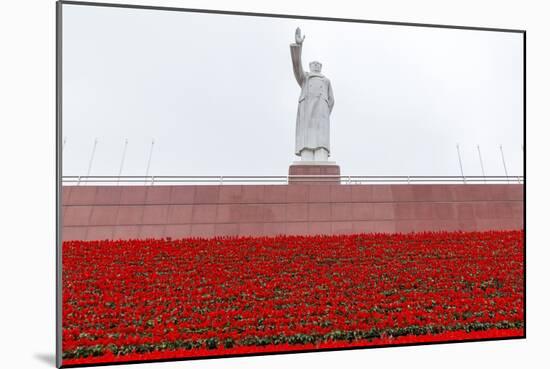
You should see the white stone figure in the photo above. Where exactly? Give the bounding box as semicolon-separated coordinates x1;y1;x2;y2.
290;27;335;161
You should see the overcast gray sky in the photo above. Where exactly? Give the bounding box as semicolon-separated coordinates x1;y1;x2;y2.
62;4;524;178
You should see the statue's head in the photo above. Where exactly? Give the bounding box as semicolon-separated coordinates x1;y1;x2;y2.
309;61;322;73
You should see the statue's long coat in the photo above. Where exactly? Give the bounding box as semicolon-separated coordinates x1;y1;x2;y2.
290;43;335;156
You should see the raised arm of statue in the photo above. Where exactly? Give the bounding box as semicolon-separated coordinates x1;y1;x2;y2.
290;27;306;86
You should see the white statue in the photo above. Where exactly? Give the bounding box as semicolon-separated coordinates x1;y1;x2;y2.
290;27;335;161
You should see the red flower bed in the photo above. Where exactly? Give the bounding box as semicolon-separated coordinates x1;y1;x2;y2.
62;230;524;365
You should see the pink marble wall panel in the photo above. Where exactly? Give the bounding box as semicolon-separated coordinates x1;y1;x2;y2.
142;205;169;224
293;166;320;175
239;223;265;236
393;202;416;220
308;222;332;235
170;186;196;204
262;204;286;222
476;219;516;231
286;222;308;235
414;203;434;220
288;165;340;184
219;186;243;203
331;221;354;234
94;187;122;205
139;225;165;239
86;226;114;241
215;204;240;223
390;185;414;202
263;222;286;236
352;203;375;219
67;186;96;205
164;224;191;238
330;185;352;202
387;184;521;202
194;186;220;204
63;206;93;226
373;221;397;234
487;185;508;201
372;203;394;220
394;220;416;233
214;223;240;237
286;204;308;222
410;186;435;202
432;203;456;220
506;185;524;201
62;184;524;240
89;206;118;226
241;186;264;203
190;224;216;238
263;185;287;203
458;219;478;230
309;185;331;203
308;203;331;221
372;186;393;202
167;205;193;224
119;187;147;205
351;186;373;202
352;221;378;234
454;185;494;202
456;203;475;219
426;186;455;202
287;185;308;203
331;203;353;221
116;206;144;225
62;226;87;241
237;204;264;222
62;186;72;204
511;202;524;218
191;205;218;223
145;186;173;204
112;225;141;240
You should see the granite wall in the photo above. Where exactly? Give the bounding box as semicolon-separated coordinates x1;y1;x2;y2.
61;184;524;241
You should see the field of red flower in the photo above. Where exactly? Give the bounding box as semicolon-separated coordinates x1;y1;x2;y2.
62;230;524;366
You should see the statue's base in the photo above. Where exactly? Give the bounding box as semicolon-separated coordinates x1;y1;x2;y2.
289;161;341;184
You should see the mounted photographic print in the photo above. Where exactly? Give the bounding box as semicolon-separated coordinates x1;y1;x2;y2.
57;1;525;367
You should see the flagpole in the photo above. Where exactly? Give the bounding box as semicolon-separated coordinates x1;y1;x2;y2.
145;138;155;185
499;144;509;184
84;138;98;185
117;138;128;185
456;144;465;183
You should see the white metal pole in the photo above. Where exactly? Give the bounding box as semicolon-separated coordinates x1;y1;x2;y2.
117;138;128;185
456;144;465;183
477;144;486;183
85;138;98;184
499;144;509;183
144;138;155;185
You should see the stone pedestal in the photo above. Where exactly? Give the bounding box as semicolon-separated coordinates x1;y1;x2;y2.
288;161;341;184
